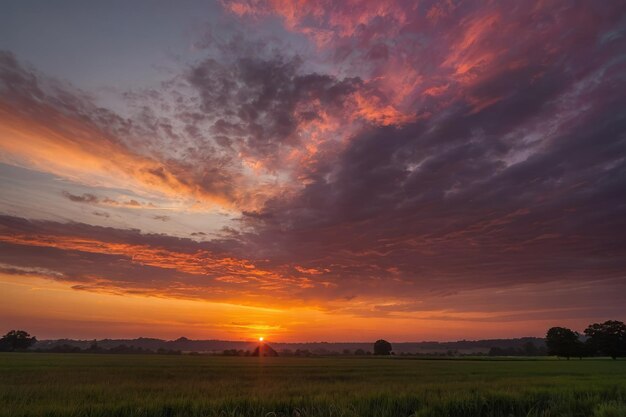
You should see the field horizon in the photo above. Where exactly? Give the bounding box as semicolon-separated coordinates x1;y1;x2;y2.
31;334;549;353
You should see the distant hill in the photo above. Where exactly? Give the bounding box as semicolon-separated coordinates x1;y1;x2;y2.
34;337;545;354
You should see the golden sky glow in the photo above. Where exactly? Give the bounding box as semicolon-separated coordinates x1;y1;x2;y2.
1;272;576;341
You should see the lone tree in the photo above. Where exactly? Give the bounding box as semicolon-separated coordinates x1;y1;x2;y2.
373;339;392;355
0;330;37;351
545;327;582;360
584;320;626;360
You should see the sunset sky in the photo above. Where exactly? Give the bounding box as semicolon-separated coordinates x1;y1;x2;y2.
1;0;625;342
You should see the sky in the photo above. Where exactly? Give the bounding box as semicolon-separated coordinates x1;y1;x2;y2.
0;0;625;342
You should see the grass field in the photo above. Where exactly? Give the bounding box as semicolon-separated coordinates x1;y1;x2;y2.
1;354;625;417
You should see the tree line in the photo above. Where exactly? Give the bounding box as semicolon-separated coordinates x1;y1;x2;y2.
2;320;624;359
0;332;181;355
546;320;626;360
371;325;626;360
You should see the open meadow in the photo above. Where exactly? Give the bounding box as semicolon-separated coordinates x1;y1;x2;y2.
1;353;625;417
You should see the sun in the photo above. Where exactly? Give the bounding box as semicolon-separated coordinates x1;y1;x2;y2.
259;337;264;342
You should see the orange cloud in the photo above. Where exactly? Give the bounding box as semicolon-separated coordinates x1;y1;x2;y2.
225;0;407;45
294;265;329;275
0;232;267;280
353;92;416;126
442;12;502;79
0;227;334;306
222;1;422;127
0;100;238;208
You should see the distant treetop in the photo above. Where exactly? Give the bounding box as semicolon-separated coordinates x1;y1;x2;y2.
374;339;393;355
0;330;37;351
584;320;626;360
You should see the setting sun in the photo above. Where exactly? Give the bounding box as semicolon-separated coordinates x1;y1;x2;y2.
259;337;264;342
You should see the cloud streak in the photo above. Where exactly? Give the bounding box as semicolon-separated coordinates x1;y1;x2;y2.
0;51;247;208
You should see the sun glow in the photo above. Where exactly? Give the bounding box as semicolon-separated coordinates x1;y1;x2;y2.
259;337;264;342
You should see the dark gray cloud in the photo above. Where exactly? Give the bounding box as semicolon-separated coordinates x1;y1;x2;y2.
236;1;626;299
62;191;155;209
62;191;99;204
187;47;361;168
0;50;245;205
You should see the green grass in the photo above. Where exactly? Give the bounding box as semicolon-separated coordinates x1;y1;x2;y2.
1;354;625;417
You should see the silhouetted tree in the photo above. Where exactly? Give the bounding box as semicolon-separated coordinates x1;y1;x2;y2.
373;339;392;355
0;330;37;351
545;327;582;359
354;348;366;356
584;320;626;360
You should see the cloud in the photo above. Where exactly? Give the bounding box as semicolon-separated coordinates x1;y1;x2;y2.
1;1;626;329
224;0;407;46
92;211;110;218
1;211;624;323
0;51;244;208
0;215;329;306
0;262;64;279
0;45;409;213
62;191;99;204
226;0;626;124
182;33;427;183
186;47;361;172
62;191;156;209
224;0;626;302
